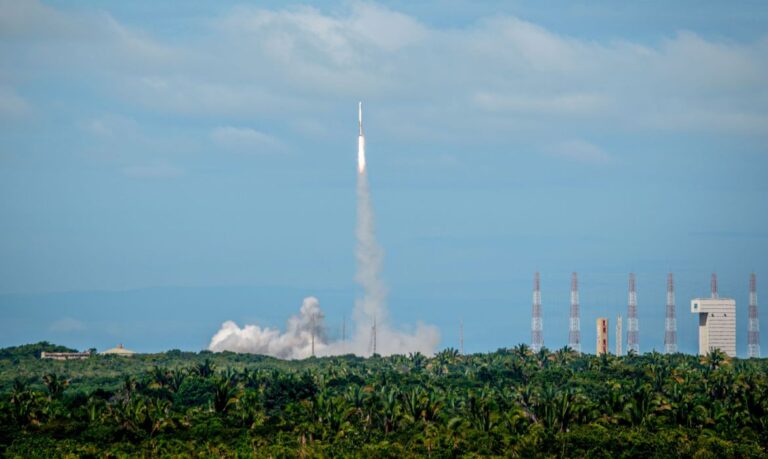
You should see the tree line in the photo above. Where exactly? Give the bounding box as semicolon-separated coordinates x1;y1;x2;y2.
1;342;767;457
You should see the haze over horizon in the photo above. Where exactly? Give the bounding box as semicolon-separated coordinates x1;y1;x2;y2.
1;1;767;356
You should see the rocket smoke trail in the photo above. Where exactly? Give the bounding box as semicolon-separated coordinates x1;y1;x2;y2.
208;102;439;358
355;102;385;329
352;102;438;355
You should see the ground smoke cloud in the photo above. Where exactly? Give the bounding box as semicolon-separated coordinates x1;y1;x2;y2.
208;297;325;359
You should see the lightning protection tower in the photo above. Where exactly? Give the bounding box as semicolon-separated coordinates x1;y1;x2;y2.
627;273;639;354
569;272;581;353
665;273;678;354
531;272;543;352
748;273;761;358
711;272;719;299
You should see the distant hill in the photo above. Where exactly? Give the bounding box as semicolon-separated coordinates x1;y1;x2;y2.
0;341;78;359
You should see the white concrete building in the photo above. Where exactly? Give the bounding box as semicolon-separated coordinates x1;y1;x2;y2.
101;344;136;356
691;298;736;357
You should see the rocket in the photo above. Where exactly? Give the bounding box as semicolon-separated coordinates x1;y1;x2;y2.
358;101;364;136
357;101;366;174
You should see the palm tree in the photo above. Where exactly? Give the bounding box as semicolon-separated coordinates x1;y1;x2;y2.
377;386;402;434
167;368;186;393
535;347;552;369
465;389;499;433
701;348;729;373
512;343;532;360
554;346;576;366
408;352;427;372
192;358;216;378
42;373;69;400
212;375;241;414
622;382;661;427
9;379;43;426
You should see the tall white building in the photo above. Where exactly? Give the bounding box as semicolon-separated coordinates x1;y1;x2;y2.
691;298;736;357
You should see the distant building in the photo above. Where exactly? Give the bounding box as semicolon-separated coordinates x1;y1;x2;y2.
691;298;736;357
40;351;91;360
596;318;609;355
101;344;136;356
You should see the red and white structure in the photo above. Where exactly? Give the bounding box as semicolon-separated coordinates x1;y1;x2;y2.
664;273;677;354
569;272;581;352
627;273;639;354
748;273;760;358
531;272;543;352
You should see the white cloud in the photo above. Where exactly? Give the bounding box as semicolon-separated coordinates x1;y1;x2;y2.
210;127;282;153
81;114;138;137
49;317;86;333
2;1;767;151
346;2;427;52
473;92;610;116
548;140;612;164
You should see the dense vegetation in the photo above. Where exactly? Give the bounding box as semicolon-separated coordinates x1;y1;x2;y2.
1;342;767;457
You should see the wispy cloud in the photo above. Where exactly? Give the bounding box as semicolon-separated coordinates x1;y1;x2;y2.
473;92;610;116
548;139;612;164
210;126;283;153
80;114;138;137
1;0;767;152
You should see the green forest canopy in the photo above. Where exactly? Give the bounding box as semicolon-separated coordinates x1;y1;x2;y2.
1;342;767;457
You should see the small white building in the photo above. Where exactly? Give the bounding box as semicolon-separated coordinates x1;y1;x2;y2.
691;298;736;357
101;344;136;356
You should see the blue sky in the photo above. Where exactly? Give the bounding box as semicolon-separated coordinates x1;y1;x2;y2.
1;0;767;355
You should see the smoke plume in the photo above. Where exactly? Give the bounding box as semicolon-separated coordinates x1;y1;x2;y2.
208;297;325;359
208;103;440;358
349;169;439;356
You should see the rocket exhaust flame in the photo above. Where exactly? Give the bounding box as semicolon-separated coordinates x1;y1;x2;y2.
207;102;439;358
358;101;366;174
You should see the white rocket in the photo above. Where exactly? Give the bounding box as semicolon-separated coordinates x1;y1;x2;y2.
357;101;366;174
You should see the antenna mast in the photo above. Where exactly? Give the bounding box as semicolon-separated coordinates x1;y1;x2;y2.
532;272;543;352
627;273;639;354
664;273;677;354
748;273;761;358
311;313;316;357
372;314;377;356
569;272;581;352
